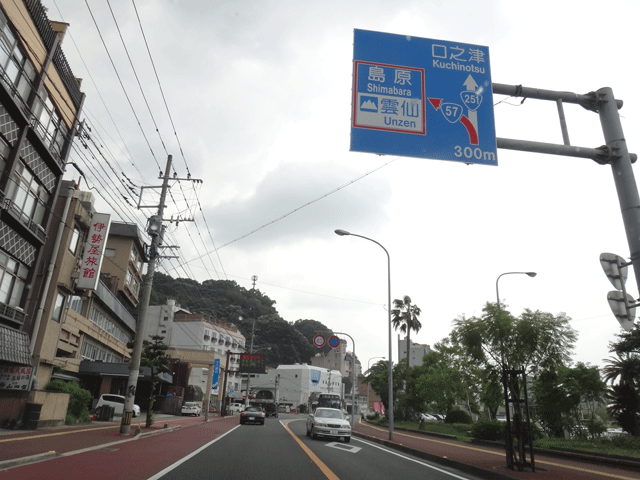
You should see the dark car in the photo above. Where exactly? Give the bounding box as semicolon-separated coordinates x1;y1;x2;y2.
264;403;278;418
240;406;265;425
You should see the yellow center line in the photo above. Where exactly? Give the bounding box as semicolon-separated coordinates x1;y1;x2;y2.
358;422;640;480
282;420;339;480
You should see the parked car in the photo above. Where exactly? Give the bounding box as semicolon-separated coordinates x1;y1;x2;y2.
240;406;265;425
181;402;201;416
419;413;438;422
306;407;351;442
229;402;245;413
95;394;140;417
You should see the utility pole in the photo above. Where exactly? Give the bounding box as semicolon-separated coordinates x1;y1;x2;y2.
120;155;172;434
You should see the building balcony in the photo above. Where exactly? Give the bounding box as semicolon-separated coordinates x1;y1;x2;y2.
0;302;25;326
3;198;46;243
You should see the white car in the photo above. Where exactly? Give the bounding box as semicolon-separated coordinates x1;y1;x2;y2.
306;407;351;442
96;394;140;417
181;402;202;416
419;413;438;422
229;402;245;413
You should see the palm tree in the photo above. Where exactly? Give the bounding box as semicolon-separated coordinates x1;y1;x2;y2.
391;295;422;386
603;353;640;436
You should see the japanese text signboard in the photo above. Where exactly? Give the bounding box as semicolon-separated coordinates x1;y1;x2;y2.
77;213;111;290
239;353;266;374
351;29;497;166
0;365;33;390
211;358;220;395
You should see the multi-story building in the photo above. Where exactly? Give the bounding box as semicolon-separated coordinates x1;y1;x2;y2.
398;335;431;367
7;182;163;425
0;1;84;423
145;301;245;410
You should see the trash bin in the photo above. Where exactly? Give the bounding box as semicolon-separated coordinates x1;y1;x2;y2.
23;403;42;430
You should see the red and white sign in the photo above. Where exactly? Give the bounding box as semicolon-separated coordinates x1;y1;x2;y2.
77;213;111;290
313;334;326;348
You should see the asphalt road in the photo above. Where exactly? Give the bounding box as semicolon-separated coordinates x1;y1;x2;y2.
152;415;487;480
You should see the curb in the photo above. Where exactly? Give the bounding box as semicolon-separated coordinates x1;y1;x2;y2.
0;422;186;471
0;451;59;471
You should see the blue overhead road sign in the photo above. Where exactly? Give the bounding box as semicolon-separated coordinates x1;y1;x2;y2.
351;29;497;166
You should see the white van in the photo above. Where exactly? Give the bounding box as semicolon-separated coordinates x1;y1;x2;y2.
96;394;140;417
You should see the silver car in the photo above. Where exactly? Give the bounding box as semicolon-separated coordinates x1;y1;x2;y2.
306;407;351;442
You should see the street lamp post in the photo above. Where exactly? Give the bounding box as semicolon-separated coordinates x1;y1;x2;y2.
366;356;385;415
335;229;394;440
496;272;537;309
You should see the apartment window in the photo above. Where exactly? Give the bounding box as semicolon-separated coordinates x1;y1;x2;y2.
0;136;8;173
8;161;49;226
0;11;36;103
33;92;68;158
68;227;80;254
130;247;137;265
0;251;27;306
68;295;84;315
51;292;65;322
104;248;115;257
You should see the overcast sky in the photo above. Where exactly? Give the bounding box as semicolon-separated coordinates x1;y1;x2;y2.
42;0;640;372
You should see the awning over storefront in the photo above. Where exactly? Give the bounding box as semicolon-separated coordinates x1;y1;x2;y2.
0;325;31;365
79;360;172;383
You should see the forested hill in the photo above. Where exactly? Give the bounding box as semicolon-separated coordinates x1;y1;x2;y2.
150;272;334;366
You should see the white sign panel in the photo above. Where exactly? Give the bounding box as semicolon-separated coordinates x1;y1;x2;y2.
0;365;33;390
77;213;111;290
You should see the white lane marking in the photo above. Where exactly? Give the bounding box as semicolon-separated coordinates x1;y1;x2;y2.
352;437;474;480
146;425;241;480
326;442;361;453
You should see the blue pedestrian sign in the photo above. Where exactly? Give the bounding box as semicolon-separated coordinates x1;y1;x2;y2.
351;29;497;166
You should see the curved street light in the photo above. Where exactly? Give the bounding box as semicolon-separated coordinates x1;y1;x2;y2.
496;272;537;309
335;229;394;440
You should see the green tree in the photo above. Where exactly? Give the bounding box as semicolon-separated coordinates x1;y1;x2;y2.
140;335;169;427
603;350;640;436
411;349;465;416
533;363;606;438
453;303;577;464
391;295;422;386
453;303;577;375
364;359;403;417
479;366;504;420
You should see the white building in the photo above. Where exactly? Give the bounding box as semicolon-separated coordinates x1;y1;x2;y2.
397;335;431;367
145;301;246;400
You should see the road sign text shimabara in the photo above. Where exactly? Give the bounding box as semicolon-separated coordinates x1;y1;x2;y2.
351;29;498;165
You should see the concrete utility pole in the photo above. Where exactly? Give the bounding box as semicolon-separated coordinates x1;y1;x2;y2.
120;155;172;434
334;331;357;429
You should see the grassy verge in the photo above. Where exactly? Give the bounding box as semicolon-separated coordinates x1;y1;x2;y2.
368;418;640;458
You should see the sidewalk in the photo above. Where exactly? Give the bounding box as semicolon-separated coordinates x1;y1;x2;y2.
353;420;640;480
0;412;239;470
